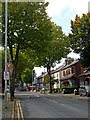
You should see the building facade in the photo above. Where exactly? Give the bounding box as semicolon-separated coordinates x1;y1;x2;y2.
60;60;84;87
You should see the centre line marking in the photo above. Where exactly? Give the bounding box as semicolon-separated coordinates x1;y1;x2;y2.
49;99;58;103
44;98;47;99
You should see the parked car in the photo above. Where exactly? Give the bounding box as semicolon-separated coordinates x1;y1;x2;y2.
79;85;90;97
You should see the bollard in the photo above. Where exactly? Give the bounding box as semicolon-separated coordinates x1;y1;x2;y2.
7;93;11;101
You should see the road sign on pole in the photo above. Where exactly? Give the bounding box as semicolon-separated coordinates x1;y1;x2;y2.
7;62;12;75
4;71;9;80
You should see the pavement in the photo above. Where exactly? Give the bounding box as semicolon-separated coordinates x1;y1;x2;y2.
0;94;15;120
51;93;90;101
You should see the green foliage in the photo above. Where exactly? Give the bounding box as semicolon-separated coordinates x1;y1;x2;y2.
69;13;90;67
36;23;70;68
21;68;32;84
1;2;52;70
45;74;49;83
45;88;49;91
61;86;77;89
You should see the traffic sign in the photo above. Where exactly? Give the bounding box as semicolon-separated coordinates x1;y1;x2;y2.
4;71;9;80
7;62;12;75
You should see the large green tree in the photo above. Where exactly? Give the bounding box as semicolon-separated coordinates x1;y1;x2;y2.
2;2;52;97
69;13;90;67
35;23;70;93
21;68;33;86
15;51;35;87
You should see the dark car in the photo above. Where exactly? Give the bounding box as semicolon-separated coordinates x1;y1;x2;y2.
79;85;90;97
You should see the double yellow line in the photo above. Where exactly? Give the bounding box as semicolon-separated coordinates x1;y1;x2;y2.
14;99;24;120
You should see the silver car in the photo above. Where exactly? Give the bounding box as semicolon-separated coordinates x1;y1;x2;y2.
79;85;90;97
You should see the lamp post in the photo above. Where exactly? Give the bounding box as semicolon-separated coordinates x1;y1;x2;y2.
5;0;8;107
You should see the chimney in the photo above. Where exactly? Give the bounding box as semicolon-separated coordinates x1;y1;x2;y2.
65;60;67;65
67;58;72;65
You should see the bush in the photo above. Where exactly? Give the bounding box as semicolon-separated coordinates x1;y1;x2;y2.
45;88;49;91
61;86;78;89
52;88;55;91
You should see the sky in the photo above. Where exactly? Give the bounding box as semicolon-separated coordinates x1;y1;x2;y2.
34;0;89;76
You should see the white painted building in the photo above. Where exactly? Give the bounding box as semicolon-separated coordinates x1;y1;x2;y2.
51;65;65;89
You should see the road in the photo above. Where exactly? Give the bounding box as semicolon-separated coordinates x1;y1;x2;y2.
15;91;89;119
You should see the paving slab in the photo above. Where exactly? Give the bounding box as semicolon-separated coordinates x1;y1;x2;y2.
2;99;14;119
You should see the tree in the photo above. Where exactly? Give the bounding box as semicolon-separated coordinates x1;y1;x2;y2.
35;23;70;93
21;68;32;85
1;2;52;97
69;13;90;67
15;50;36;87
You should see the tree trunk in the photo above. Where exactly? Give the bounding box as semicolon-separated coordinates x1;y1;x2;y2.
9;44;19;100
47;65;52;93
10;67;15;100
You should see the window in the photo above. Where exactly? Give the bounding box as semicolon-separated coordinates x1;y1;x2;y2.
63;71;65;76
59;71;62;79
66;70;68;75
68;69;70;74
72;66;74;74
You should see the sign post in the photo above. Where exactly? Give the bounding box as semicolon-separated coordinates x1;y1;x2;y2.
7;62;12;75
7;62;12;93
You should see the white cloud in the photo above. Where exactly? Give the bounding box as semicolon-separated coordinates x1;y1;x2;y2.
45;0;89;17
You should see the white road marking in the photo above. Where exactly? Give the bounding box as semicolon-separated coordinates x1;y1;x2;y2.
49;99;58;103
36;95;40;98
43;98;47;99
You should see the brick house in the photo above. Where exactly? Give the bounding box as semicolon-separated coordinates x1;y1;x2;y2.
60;60;84;88
79;67;90;86
36;72;47;89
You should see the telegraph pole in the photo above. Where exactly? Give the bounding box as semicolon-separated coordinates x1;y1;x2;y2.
5;0;8;106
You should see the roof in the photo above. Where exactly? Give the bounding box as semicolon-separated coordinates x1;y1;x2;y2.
79;72;90;77
61;73;75;80
62;60;79;69
51;65;65;74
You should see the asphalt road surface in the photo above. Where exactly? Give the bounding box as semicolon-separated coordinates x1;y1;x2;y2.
15;91;89;119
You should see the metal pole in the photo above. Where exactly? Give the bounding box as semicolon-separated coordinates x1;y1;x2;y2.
32;70;33;90
9;75;10;93
5;0;8;106
44;67;45;94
